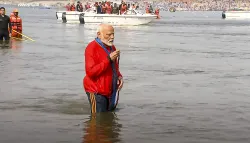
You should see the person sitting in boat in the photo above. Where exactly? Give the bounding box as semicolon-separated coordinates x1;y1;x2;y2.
70;3;76;11
65;3;70;11
112;3;119;14
10;9;22;38
105;2;112;14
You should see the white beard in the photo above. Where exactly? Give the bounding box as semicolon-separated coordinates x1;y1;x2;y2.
102;40;114;46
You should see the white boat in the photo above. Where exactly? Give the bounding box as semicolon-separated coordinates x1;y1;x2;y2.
56;11;83;22
60;8;157;25
56;11;64;20
222;10;250;19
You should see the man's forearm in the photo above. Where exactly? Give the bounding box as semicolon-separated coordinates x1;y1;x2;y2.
9;24;12;33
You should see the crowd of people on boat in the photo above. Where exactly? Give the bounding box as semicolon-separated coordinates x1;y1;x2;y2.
63;0;250;11
65;0;160;18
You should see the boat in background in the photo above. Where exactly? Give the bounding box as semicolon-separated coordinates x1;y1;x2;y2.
82;9;156;25
222;8;250;19
59;8;157;25
222;0;250;19
222;10;250;19
56;11;83;22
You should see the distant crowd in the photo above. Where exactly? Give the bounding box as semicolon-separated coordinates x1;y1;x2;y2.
150;0;250;11
65;0;250;11
65;0;158;14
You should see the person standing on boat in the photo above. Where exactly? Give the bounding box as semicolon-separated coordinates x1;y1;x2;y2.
96;2;102;14
76;1;81;12
131;4;136;10
112;3;119;14
80;2;84;12
76;1;83;12
65;3;70;11
0;7;12;44
120;2;127;14
10;9;22;38
101;2;107;14
83;24;123;113
105;1;112;14
70;3;76;11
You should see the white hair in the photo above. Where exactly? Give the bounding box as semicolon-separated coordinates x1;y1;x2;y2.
96;24;103;33
96;23;112;33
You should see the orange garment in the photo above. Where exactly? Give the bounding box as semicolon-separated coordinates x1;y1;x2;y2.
82;117;112;143
10;16;22;38
120;4;127;14
106;4;112;14
10;12;14;17
70;4;75;11
82;114;120;143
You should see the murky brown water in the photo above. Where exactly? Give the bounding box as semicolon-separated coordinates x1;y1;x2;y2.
1;7;250;143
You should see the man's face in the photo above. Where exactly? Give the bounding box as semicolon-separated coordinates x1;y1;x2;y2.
0;9;4;15
98;26;114;46
14;12;18;16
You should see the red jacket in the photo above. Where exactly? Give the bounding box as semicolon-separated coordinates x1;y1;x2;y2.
83;40;122;97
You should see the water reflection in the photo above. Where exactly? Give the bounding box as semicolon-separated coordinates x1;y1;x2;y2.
10;39;24;50
82;112;122;143
0;39;23;49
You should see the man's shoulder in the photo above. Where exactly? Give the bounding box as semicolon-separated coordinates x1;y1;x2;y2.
86;40;97;48
4;15;10;18
85;40;99;52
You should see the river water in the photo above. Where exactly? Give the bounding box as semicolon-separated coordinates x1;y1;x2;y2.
1;7;250;143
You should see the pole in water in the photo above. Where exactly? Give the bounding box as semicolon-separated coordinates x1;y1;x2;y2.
11;37;25;41
12;30;35;42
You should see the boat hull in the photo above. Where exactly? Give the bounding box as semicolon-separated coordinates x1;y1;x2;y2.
61;13;156;25
56;11;82;21
56;11;64;20
64;12;84;23
222;11;250;19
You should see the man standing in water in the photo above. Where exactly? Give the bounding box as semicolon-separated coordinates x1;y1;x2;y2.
0;7;11;44
83;24;123;114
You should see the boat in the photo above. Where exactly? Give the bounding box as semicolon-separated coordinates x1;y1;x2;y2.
222;9;250;19
56;11;83;22
222;0;250;19
60;8;157;25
